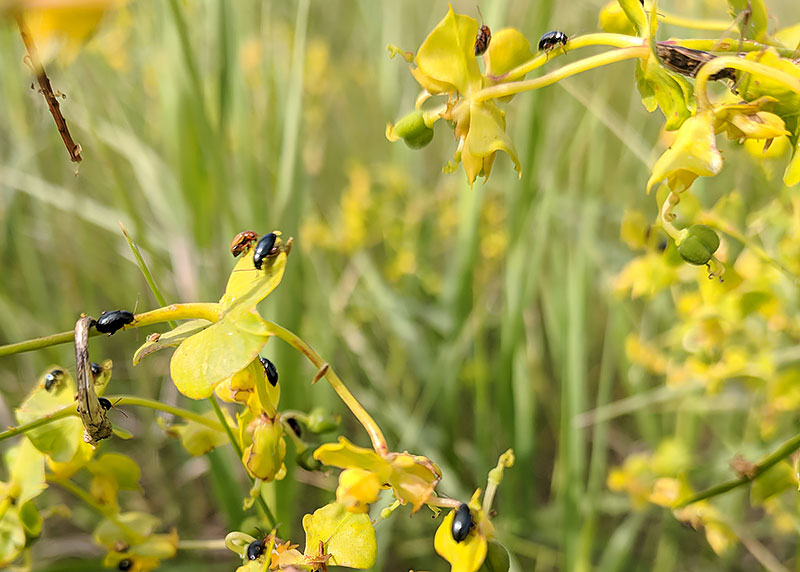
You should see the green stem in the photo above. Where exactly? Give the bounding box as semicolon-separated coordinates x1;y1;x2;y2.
178;539;229;551
49;477;146;543
491;33;644;83
109;395;225;431
657;12;732;32
207;395;277;528
475;47;649;102
264;320;389;456
0;303;221;357
695;57;800;111
0;404;77;443
120;223;176;328
675;433;800;508
662;39;797;58
0;330;92;357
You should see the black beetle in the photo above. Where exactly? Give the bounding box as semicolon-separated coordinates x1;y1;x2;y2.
95;310;134;335
538;30;568;53
253;233;278;270
99;397;128;418
45;369;64;392
451;503;473;543
118;559;133;571
246;538;266;560
286;417;302;438
260;356;279;387
90;362;103;377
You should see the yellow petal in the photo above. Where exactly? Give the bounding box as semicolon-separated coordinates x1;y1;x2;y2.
434;510;487;572
646;111;722;194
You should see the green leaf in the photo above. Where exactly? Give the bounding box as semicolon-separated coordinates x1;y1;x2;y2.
0;508;25;567
158;412;228;456
302;502;377;569
15;368;82;463
727;0;769;42
484;28;532;79
133;320;212;365
635;57;694;130
88;454;141;491
751;461;795;503
169;307;270;399
415;6;483;95
617;0;647;37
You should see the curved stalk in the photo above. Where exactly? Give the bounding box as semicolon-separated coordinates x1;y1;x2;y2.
491;34;645;83
695;57;800;111
264;321;389;456
475;47;650;102
675;433;800;508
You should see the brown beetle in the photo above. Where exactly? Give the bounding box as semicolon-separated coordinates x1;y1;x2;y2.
230;230;259;257
474;7;491;56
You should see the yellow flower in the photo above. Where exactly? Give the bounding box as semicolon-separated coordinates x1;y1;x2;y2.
314;437;441;513
713;97;790;143
646;111;723;194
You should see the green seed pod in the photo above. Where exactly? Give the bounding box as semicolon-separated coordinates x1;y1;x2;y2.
678;225;720;266
479;540;511;572
394;110;434;149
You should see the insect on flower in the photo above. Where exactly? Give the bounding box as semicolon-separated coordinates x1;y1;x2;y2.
44;369;64;392
538;30;569;54
253;233;278;270
451;503;473;542
246;538;267;560
230;230;259;257
118;559;133;571
95;310;134;335
260;356;279;387
99;397;128;418
474;6;491;56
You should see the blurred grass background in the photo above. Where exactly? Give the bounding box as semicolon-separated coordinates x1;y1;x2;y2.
1;0;800;570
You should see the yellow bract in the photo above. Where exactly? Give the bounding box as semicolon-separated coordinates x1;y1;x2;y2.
414;5;482;96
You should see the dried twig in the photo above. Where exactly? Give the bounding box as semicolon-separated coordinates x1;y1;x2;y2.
15;13;83;162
